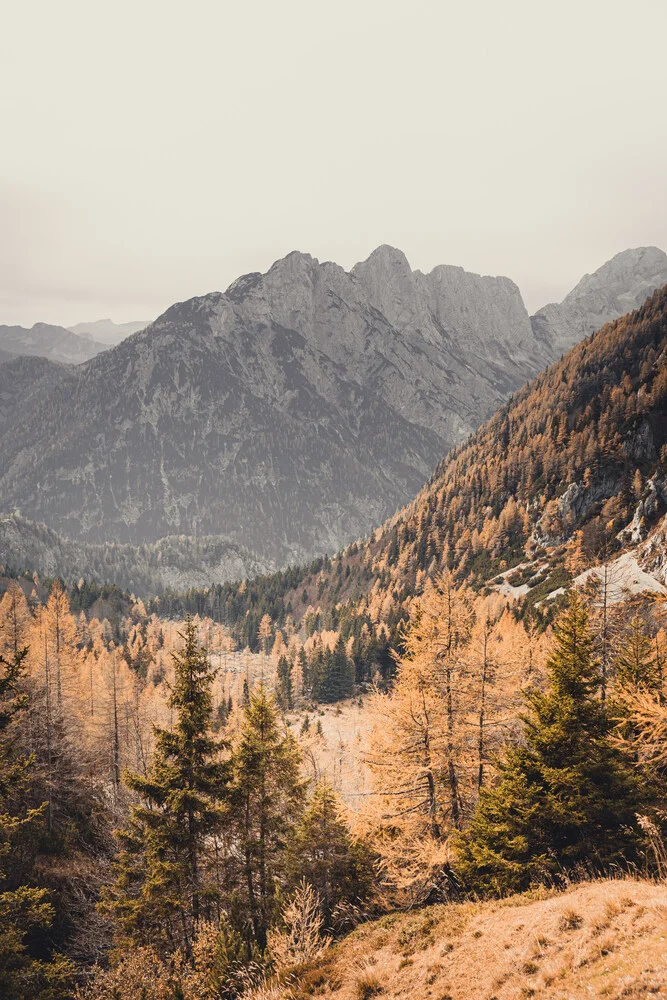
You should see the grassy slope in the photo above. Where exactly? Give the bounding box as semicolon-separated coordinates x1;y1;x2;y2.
281;879;667;1000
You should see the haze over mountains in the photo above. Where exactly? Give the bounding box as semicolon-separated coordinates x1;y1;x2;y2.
0;322;108;365
67;318;150;345
0;244;665;591
0;317;149;365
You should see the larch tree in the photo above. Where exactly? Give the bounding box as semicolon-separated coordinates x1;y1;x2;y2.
365;646;446;842
410;574;473;829
42;582;79;716
0;584;31;659
614;614;660;694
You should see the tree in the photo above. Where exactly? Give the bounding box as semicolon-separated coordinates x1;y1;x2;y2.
285;781;375;927
100;618;229;958
0;585;31;659
276;655;293;710
614;615;660;694
0;648;75;999
42;582;79;715
229;684;304;949
312;635;353;704
258;615;273;656
456;593;643;895
365;652;446;841
404;575;473;829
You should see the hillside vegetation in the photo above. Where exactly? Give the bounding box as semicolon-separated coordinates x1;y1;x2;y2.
267;879;667;1000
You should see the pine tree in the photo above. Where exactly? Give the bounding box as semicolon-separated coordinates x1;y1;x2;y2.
456;593;643;895
0;648;75;999
100;618;229;958
229;684;305;949
285;780;375;926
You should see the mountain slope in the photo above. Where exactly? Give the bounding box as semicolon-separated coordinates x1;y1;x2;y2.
531;246;667;359
0;514;266;594
0;322;108;364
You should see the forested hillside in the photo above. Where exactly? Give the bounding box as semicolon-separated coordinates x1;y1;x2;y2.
176;283;667;661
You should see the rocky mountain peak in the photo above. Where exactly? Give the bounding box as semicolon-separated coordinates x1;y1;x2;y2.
531;246;667;359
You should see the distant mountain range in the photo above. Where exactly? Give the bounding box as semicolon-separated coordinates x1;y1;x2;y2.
0;245;665;590
67;318;150;345
0;322;108;365
0;317;150;365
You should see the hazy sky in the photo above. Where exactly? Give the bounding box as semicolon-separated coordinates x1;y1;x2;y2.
3;0;667;327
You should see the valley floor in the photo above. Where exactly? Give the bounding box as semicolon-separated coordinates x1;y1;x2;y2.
279;878;667;1000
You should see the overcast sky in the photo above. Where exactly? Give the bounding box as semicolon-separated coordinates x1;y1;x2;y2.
2;0;667;327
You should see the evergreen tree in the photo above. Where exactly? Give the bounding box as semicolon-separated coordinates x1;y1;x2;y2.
456;593;643;895
100;618;229;958
313;635;353;704
285;780;375;927
276;655;293;710
614;615;660;693
229;684;304;949
0;648;75;999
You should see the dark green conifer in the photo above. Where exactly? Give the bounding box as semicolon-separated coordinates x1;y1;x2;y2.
229;684;304;949
0;649;75;999
100;618;229;958
285;780;376;926
456;593;643;895
276;655;293;709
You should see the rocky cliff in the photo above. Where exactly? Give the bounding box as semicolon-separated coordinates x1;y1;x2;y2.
531;246;667;359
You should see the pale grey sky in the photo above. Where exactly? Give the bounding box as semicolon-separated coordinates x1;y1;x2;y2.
2;0;667;327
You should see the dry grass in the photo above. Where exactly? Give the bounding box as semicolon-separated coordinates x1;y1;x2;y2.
270;878;667;1000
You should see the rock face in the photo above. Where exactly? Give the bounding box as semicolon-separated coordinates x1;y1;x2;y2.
0;323;108;364
531;247;667;359
0;244;665;577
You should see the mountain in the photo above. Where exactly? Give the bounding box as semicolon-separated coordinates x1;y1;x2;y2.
531;246;667;359
68;318;150;345
0;246;664;582
0;247;548;564
188;282;667;648
0;322;108;364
